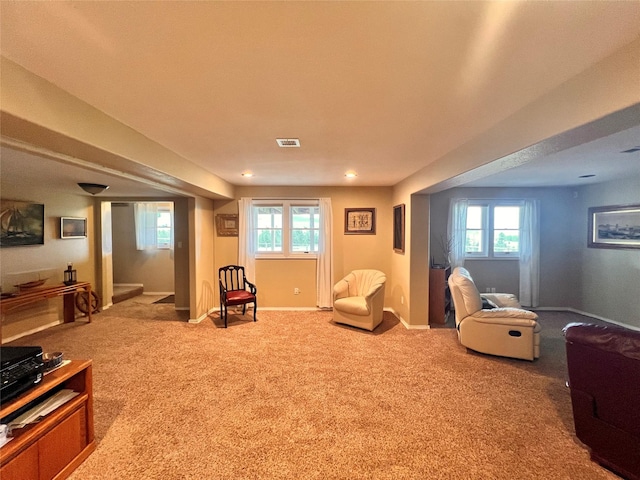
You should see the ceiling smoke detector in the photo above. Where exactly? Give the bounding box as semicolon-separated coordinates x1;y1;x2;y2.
276;138;301;148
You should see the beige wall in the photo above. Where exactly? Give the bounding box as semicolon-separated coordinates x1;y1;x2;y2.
1;157;97;341
111;202;175;294
191;196;216;320
213;186;393;309
173;198;191;310
576;176;640;328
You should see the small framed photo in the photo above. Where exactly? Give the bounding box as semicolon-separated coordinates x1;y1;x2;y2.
61;217;87;239
344;208;376;235
216;214;239;237
588;204;640;250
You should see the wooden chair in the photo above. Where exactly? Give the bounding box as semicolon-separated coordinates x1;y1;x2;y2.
218;265;257;328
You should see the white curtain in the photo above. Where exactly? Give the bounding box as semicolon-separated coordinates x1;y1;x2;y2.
134;202;158;250
447;198;468;269
238;197;256;283
519;199;540;307
317;198;333;309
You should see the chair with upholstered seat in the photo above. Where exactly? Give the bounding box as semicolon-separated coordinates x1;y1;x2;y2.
218;265;257;328
333;269;386;331
447;266;541;361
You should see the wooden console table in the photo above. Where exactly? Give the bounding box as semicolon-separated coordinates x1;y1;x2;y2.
0;360;95;480
0;282;93;323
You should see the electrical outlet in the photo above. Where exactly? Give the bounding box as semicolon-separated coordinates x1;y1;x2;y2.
294;288;300;295
491;287;496;293
486;288;491;293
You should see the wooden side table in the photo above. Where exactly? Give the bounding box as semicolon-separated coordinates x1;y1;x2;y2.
0;282;94;323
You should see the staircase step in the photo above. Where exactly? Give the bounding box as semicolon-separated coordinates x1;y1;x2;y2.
113;285;144;304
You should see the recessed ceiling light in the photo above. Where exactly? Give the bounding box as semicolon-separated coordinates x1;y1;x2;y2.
241;172;253;178
276;138;300;148
579;174;595;178
345;171;357;178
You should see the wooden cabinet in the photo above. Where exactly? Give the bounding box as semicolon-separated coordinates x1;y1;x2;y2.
0;360;95;480
429;266;452;325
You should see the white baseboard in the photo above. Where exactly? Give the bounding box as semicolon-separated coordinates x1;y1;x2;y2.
534;306;640;331
143;292;174;296
189;306;217;324
2;320;62;344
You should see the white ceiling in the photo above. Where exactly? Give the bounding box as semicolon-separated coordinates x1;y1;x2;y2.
0;145;183;198
1;1;639;192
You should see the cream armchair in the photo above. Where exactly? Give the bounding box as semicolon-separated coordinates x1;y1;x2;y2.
448;267;541;361
333;270;386;331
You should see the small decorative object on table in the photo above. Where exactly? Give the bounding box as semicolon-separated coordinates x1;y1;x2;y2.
64;263;77;285
42;352;64;371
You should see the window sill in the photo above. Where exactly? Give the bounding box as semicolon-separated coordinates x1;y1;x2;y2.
256;255;318;260
465;256;520;261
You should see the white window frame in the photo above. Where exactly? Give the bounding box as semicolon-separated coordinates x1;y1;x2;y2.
465;200;523;260
252;200;320;259
156;205;172;249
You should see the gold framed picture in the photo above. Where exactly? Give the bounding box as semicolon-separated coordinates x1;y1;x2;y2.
216;214;239;237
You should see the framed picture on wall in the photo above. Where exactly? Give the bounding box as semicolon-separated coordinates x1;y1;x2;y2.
0;200;45;247
61;217;87;239
393;204;405;253
344;208;376;235
588;204;640;250
216;214;239;237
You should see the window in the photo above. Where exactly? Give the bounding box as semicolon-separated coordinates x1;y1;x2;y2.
156;206;172;249
253;200;320;257
134;202;173;251
465;202;521;258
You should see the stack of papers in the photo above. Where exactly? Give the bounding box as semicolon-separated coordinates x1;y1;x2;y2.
7;389;79;434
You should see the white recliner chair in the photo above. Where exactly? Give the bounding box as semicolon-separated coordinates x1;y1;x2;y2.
333;270;386;331
448;267;541;361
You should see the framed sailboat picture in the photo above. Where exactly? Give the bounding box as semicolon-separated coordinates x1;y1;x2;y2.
0;200;45;247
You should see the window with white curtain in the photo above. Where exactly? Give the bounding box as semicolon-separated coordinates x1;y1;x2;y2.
134;202;173;251
252;200;320;258
465;201;522;259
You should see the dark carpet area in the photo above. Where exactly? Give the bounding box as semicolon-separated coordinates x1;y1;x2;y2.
153;294;175;304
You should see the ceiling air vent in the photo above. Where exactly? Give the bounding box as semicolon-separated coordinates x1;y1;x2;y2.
621;146;640;153
276;138;301;148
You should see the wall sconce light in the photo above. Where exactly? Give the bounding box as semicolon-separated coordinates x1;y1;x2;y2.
78;183;109;195
64;263;77;285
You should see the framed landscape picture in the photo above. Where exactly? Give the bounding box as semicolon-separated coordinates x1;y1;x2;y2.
344;208;376;235
588;204;640;250
61;217;87;238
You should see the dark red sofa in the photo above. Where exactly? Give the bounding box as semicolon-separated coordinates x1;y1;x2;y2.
563;322;640;480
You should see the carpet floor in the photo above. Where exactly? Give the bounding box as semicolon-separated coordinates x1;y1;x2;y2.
6;300;619;480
